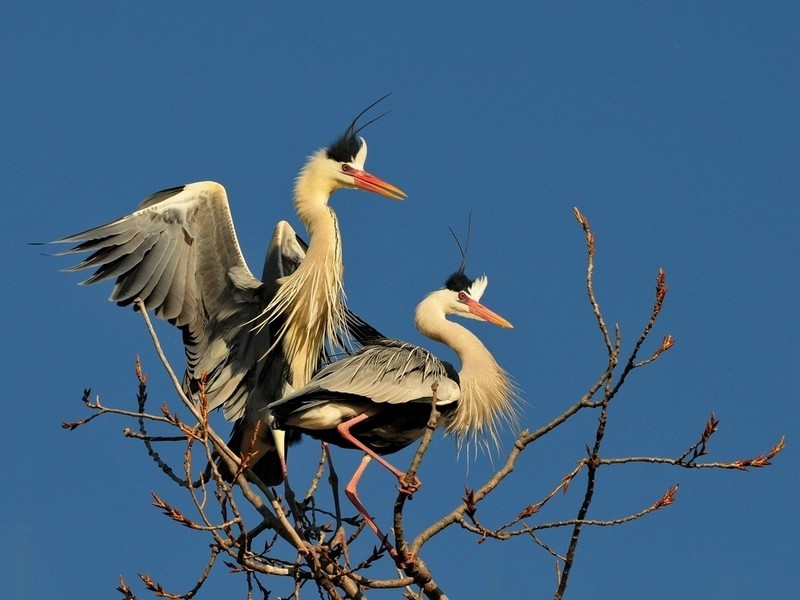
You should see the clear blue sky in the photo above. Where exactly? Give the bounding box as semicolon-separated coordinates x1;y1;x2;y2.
2;3;797;598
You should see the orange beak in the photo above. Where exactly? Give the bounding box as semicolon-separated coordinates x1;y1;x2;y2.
463;297;514;329
349;169;406;200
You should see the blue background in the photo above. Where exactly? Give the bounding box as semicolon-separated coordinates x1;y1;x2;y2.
2;3;797;598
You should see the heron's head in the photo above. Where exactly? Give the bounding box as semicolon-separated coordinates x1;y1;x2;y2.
444;272;513;328
315;128;405;199
416;272;513;333
294;96;405;219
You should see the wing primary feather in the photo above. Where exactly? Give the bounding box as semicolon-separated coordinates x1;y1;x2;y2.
125;232;180;306
111;232;172;303
79;232;155;285
55;218;140;247
144;236;182;310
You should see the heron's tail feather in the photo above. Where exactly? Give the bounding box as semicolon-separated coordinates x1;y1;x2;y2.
210;421;303;486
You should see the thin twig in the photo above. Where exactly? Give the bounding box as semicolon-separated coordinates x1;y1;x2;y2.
573;208;615;356
392;383;449;599
133;299;306;552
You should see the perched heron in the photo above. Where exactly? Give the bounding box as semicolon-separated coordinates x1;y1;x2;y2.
269;265;519;545
53;98;405;484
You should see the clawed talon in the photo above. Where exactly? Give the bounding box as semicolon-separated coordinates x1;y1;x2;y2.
397;474;422;496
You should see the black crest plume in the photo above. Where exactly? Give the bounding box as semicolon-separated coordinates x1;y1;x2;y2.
445;212;474;293
327;93;394;163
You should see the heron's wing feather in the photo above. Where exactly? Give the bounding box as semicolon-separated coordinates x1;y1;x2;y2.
55;181;267;418
272;340;460;419
343;308;385;345
261;220;306;287
233;220;308;420
56;181;261;321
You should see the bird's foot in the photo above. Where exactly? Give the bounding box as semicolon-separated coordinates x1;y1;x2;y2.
396;474;422;496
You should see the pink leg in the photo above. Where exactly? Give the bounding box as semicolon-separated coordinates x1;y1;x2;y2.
336;414;421;495
344;455;397;558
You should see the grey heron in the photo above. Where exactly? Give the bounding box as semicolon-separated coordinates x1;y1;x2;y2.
53;99;405;484
268;266;519;545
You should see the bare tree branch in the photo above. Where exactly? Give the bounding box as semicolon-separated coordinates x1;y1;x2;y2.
61;210;783;599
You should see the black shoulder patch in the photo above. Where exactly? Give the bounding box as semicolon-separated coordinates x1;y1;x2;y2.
442;360;460;385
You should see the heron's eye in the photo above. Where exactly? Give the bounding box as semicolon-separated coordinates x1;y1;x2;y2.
458;291;468;301
341;163;351;172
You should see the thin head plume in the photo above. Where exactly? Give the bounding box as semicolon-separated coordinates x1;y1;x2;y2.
354;106;396;137
448;211;473;275
351;93;393;136
328;94;394;162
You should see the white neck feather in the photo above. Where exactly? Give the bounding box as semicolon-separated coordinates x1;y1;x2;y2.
415;296;518;451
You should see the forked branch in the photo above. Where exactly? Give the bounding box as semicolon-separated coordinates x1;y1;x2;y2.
60;210;782;600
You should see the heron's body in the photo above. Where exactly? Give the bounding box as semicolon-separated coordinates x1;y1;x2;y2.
53;101;404;484
271;338;461;454
268;269;518;553
270;270;518;475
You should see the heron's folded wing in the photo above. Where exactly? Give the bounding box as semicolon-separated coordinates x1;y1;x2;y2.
271;340;460;419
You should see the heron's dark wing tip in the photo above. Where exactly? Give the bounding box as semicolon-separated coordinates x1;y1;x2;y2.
137;185;187;210
30;242;63;258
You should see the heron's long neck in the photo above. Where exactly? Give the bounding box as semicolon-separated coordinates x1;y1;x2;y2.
268;154;346;389
293;152;338;236
415;308;516;450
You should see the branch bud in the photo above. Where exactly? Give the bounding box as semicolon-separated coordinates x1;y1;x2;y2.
767;435;786;460
652;484;679;510
116;575;135;600
573;207;589;230
138;573;167;596
462;486;478;517
135;356;147;385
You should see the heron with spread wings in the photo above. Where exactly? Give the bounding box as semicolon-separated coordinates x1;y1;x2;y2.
53;98;405;483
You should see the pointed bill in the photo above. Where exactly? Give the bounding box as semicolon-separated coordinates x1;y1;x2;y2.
349;169;406;200
463;297;513;329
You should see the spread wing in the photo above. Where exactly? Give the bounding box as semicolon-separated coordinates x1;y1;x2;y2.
57;182;259;325
54;180;384;425
54;181;271;419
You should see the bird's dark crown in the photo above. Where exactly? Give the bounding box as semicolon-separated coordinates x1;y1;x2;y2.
327;128;362;163
326;94;392;163
444;271;474;293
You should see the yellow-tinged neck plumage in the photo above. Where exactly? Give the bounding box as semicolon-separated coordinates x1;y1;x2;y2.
260;150;348;389
293;150;340;232
415;294;519;452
